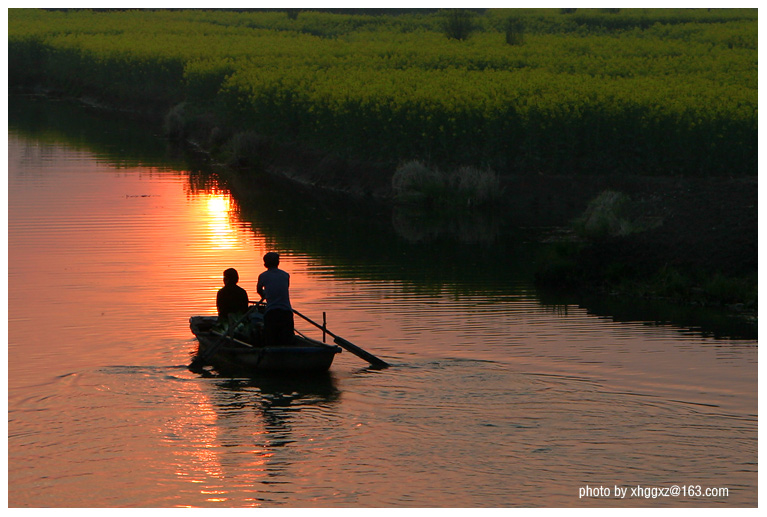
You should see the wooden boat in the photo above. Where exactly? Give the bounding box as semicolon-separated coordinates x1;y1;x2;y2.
189;315;342;373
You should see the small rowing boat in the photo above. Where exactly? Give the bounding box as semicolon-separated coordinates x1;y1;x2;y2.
189;315;342;373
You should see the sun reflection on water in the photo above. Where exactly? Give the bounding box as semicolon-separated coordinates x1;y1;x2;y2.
206;193;237;250
163;376;297;507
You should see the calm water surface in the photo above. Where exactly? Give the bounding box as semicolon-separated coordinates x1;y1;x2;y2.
7;97;758;507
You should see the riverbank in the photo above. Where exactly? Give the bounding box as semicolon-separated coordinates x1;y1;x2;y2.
173;102;757;315
33;88;759;316
12;84;758;320
533;175;757;315
9;9;757;315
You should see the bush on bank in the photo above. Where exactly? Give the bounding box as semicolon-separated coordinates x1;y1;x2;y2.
392;160;501;208
535;188;757;311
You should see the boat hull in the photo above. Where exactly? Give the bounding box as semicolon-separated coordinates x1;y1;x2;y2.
190;316;341;373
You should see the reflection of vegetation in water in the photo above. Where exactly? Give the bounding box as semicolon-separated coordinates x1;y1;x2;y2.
392;205;500;244
10;93;755;340
538;289;757;340
229;171;536;295
9;95;184;170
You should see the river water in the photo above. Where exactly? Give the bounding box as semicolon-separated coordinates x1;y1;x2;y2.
7;95;758;507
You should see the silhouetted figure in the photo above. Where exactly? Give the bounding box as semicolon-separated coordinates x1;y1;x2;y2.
257;252;295;347
217;268;249;324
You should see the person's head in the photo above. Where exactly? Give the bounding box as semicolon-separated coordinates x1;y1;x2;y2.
263;252;280;269
223;268;239;285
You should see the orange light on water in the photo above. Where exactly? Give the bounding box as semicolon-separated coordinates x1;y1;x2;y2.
164;380;282;507
206;193;230;214
206;193;237;250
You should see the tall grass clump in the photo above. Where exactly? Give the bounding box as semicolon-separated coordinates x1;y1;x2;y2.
392;161;443;204
392;160;501;208
447;166;502;207
573;190;638;239
163;102;187;140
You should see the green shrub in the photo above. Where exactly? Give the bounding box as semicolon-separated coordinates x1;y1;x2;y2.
573;190;635;239
392;160;443;203
504;17;525;45
392;161;501;208
446;166;501;206
443;9;474;40
163;102;187;140
652;265;692;299
703;273;757;306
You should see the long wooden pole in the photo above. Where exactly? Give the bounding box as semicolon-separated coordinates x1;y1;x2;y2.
322;312;327;343
293;309;389;369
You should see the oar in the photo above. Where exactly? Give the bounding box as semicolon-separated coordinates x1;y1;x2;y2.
292;309;389;369
189;305;257;370
210;330;254;348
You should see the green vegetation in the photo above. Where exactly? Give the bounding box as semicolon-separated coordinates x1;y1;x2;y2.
443;9;476;41
536;240;757;312
8;8;757;177
392;160;501;208
504;17;525;46
572;190;660;239
573;190;634;239
536;185;757;312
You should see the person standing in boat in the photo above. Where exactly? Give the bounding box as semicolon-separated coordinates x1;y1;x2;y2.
257;252;295;347
216;268;250;324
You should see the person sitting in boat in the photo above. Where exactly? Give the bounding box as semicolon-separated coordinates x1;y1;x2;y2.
256;252;295;347
216;268;249;324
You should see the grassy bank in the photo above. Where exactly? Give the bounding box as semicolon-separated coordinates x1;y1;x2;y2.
535;177;757;313
9;8;757;179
